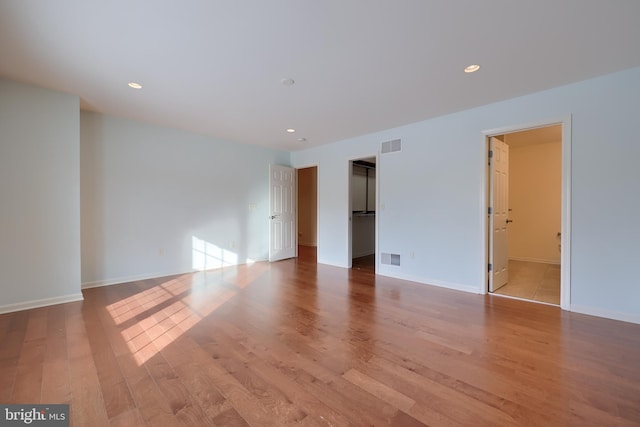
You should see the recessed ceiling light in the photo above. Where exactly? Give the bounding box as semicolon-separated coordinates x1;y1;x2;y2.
281;78;295;86
128;82;142;89
464;64;480;73
297;137;307;142
286;128;296;133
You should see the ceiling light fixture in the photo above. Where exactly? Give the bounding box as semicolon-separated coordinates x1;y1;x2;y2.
286;128;296;133
464;64;480;73
297;137;307;142
128;82;142;89
281;78;295;86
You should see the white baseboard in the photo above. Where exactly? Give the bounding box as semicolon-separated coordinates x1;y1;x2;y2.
81;259;269;290
377;270;481;294
81;270;195;289
317;259;349;269
0;293;84;314
570;304;640;325
509;256;561;265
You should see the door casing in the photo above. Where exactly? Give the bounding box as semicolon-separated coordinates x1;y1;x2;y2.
348;154;379;270
482;117;572;310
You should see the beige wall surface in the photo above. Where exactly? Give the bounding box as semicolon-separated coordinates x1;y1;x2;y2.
508;141;562;263
298;167;317;246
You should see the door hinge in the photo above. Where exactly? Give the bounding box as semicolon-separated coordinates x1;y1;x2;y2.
488;207;492;215
488;149;493;165
488;263;492;272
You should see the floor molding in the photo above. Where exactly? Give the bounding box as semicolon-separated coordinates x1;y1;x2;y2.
0;292;84;314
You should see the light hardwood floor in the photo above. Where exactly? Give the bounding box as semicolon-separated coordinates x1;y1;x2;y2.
1;248;639;426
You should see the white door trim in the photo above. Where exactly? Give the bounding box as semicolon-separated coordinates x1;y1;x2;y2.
348;153;379;271
296;164;319;255
481;116;572;311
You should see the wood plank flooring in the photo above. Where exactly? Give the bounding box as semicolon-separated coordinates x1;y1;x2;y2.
2;248;640;426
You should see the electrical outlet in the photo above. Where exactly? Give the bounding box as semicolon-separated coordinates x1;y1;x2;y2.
410;251;415;259
158;248;164;256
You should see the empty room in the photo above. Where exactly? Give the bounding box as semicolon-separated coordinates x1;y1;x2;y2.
1;1;640;426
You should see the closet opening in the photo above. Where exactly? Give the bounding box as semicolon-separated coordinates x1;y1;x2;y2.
350;157;376;273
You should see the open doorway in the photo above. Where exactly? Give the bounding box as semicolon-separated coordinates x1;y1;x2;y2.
297;166;317;262
487;124;564;305
350;157;376;272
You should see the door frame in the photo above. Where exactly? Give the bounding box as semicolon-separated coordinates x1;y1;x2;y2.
482;116;572;310
296;164;319;258
348;153;379;270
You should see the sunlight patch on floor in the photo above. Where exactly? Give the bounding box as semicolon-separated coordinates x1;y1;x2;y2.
106;274;237;365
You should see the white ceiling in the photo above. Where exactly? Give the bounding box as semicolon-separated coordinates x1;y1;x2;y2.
2;1;640;152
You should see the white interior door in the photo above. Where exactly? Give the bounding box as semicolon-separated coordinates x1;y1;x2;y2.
489;137;510;291
269;164;296;262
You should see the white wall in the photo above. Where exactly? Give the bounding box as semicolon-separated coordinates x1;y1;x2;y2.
291;66;640;324
352;215;375;258
0;79;82;312
81;111;288;287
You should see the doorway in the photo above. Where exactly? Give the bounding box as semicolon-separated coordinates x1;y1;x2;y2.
297;166;318;262
350;157;376;272
486;121;570;307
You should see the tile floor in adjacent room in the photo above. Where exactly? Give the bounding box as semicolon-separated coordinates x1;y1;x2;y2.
493;260;561;305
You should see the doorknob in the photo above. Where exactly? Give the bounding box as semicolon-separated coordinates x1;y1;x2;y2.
270;215;279;219
506;219;513;224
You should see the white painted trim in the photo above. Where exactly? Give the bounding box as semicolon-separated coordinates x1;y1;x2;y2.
81;270;196;289
571;304;640;325
317;259;349;269
482;116;572;311
347;160;353;268
375;151;380;275
0;293;84;314
560;118;572;311
509;256;561;265
295;162;320;260
378;270;480;294
83;258;271;290
347;152;379;270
